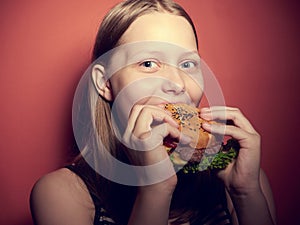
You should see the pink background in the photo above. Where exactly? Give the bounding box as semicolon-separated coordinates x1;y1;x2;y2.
0;0;299;224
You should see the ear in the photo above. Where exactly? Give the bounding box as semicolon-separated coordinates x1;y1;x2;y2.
92;64;113;101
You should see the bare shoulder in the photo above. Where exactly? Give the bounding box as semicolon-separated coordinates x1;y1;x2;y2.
30;168;94;225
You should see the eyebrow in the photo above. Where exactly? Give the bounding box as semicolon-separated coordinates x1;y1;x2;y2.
126;49;200;61
179;50;200;59
124;50;165;65
126;50;164;58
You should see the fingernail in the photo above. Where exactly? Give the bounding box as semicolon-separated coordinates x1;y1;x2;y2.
200;114;211;120
201;107;210;112
202;122;211;128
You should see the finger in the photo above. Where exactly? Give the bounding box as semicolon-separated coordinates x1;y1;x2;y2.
123;105;180;150
122;105;144;143
130;123;182;151
133;106;179;138
151;123;191;145
200;106;257;134
126;104;145;135
202;122;260;149
202;122;244;140
124;105;177;139
201;106;237;111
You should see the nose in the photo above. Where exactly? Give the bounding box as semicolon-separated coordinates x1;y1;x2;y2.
161;66;186;95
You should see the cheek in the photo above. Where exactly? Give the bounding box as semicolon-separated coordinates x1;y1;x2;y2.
109;71;132;98
110;81;122;98
190;88;203;105
186;77;204;104
109;73;151;103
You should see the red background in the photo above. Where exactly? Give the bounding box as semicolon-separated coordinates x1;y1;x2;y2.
0;0;299;224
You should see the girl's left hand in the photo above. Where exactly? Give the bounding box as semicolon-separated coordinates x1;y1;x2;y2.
200;106;261;195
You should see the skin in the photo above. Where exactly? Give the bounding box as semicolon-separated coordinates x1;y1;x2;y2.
30;12;277;225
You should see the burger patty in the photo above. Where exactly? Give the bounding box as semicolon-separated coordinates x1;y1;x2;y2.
177;147;205;162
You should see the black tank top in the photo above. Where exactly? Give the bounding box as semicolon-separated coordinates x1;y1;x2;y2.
65;164;233;225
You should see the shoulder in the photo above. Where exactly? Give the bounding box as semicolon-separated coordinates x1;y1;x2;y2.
30;168;95;225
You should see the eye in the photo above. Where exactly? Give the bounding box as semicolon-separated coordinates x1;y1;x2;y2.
138;60;160;73
140;60;158;68
179;61;196;69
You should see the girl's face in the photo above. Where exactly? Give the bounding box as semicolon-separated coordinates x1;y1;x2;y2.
97;12;203;122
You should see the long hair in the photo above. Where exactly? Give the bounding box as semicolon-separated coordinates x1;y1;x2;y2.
72;0;224;224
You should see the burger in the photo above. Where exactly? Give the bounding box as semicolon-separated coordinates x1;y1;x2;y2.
163;103;239;173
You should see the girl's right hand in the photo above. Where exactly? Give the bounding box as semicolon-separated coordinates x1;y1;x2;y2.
122;104;184;191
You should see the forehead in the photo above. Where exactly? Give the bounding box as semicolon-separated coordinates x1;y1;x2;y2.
119;12;197;51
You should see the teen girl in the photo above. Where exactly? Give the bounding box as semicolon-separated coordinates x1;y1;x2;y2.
30;1;276;225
